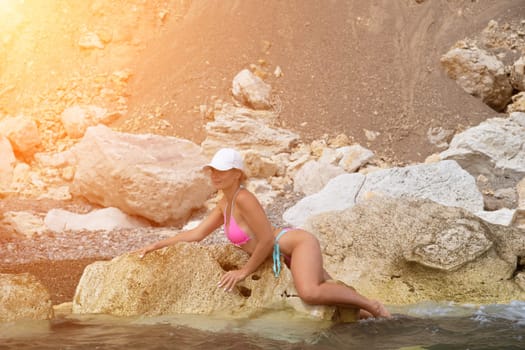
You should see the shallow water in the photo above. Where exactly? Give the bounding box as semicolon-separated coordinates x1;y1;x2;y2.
1;301;524;350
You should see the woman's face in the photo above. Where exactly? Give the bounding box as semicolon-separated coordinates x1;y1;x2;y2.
208;168;240;189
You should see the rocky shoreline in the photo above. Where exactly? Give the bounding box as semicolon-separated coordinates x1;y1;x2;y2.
1;7;525;323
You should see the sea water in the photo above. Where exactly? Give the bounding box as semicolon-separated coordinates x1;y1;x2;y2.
1;301;524;350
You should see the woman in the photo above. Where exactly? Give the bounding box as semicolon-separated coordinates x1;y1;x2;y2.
136;148;390;319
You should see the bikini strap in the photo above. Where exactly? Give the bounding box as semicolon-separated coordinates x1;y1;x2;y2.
273;228;289;278
275;229;288;243
224;186;243;232
229;185;243;213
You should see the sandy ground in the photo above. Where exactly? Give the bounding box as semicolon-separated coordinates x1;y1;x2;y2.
85;0;525;162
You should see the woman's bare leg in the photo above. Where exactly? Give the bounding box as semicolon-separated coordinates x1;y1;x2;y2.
323;272;370;318
290;236;390;318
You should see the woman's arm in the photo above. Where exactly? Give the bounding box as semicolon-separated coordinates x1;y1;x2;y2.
218;190;274;291
136;205;224;258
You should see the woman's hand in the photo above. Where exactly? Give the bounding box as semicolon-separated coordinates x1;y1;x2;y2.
134;245;154;259
218;269;248;292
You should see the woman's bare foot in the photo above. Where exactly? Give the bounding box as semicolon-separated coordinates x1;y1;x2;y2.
370;300;391;318
359;309;374;319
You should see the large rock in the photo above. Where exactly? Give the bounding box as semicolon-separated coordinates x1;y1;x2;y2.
440;113;525;191
507;91;525;113
0;211;45;238
242;150;279;178
284;160;483;227
284;173;365;228
72;243;353;321
440;43;513;111
510;56;525;91
305;196;525;305
357;160;483;212
60;105;121;138
293;160;346;195
232;69;272;110
71;125;214;226
0;115;41;157
475;208;517;226
201;104;299;157
519;177;525;209
337;145;375;172
0;136;16;190
0;273;54;322
44;207;150;232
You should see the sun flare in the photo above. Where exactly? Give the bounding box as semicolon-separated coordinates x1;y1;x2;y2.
0;0;19;13
0;0;23;33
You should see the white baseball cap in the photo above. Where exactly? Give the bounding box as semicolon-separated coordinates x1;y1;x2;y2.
203;148;245;172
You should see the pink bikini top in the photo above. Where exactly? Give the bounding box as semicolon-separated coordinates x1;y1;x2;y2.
224;188;251;246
